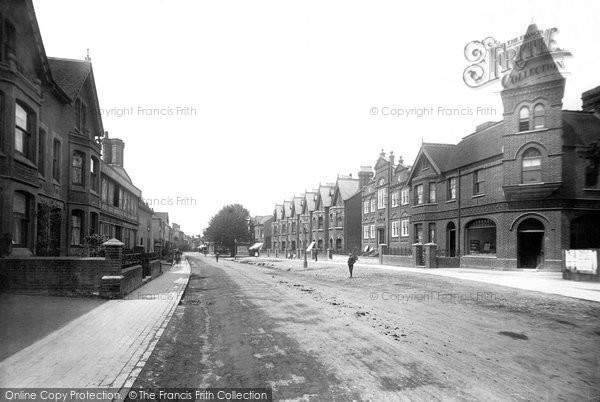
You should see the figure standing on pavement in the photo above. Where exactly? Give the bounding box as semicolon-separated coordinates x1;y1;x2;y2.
347;253;357;278
215;251;219;262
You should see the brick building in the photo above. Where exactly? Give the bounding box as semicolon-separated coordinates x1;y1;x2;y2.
271;204;284;252
312;184;335;253
299;190;317;251
405;23;600;270
330;175;361;254
0;1;107;256
252;215;273;250
137;199;154;252
99;135;141;251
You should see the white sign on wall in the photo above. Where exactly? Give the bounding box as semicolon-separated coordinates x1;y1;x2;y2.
564;249;598;274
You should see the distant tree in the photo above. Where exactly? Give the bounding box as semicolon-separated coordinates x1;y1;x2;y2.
203;204;251;256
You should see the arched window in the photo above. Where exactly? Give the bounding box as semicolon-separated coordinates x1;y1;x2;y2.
466;218;496;255
318;216;323;229
522;147;542;183
72;151;85;185
519;106;530;132
533;104;545;129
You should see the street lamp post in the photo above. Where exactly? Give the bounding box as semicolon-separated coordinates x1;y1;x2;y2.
303;227;308;268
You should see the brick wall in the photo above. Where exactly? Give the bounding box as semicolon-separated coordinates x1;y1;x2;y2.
0;257;107;296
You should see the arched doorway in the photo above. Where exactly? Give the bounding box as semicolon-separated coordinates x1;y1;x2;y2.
335;238;342;253
517;218;545;268
446;222;456;257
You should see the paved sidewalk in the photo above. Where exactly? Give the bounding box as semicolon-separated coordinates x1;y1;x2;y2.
0;258;190;393
234;255;600;303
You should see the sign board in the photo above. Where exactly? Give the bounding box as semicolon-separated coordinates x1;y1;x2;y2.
563;249;598;274
306;241;315;252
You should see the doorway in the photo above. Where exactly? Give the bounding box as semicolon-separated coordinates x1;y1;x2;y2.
447;222;456;257
377;228;385;245
517;218;544;268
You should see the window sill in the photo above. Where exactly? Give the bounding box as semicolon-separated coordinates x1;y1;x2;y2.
14;153;37;169
583;187;600;192
472;194;485;199
511;127;549;135
445;199;457;204
462;254;497;258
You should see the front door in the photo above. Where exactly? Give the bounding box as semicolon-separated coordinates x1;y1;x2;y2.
377;228;385;245
517;219;545;268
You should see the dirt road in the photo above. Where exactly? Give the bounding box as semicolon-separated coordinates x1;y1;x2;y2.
132;253;600;401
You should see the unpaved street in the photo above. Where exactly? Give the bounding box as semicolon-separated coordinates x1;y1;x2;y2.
132;253;600;401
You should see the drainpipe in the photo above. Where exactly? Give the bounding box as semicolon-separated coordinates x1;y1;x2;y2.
457;168;462;258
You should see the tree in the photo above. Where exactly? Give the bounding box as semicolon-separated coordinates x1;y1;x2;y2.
203;204;251;256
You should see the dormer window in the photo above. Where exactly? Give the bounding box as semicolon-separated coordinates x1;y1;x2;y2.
519;106;530;132
533;104;545;129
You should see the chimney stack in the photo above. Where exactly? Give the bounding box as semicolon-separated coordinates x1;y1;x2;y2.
358;166;374;188
102;137;125;167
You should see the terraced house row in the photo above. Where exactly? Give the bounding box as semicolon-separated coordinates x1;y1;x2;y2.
268;23;600;270
0;0;191;258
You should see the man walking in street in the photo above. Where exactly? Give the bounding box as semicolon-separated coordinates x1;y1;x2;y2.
215;251;220;263
347;253;357;278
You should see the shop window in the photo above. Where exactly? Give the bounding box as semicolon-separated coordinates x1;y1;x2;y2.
466;218;496;254
519;106;530;132
522;148;542;183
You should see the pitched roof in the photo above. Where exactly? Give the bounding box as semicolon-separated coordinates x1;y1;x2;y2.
154;212;169;223
416;120;504;175
274;205;284;220
293;196;303;216
336;178;360;201
562;111;600;146
503;23;566;91
318;184;335;208
283;200;293;218
303;191;317;213
47;57;91;99
258;215;273;225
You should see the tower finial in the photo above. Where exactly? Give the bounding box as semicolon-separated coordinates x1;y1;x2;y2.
85;48;91;62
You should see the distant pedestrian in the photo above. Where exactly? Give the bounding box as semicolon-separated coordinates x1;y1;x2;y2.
347;253;357;278
215;251;219;263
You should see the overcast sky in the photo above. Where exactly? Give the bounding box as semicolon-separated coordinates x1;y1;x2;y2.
33;0;600;236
